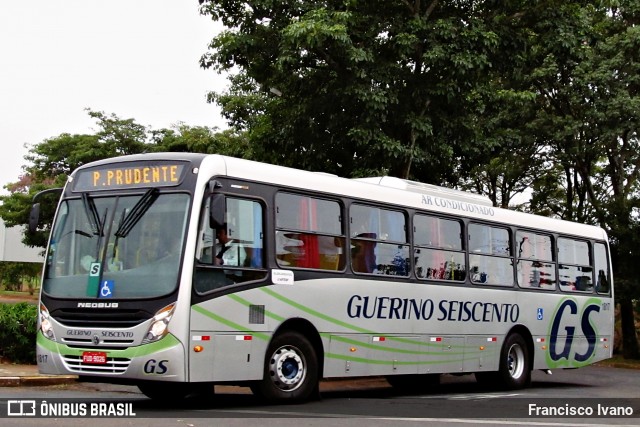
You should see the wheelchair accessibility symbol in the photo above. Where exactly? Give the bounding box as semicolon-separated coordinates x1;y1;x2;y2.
99;280;114;298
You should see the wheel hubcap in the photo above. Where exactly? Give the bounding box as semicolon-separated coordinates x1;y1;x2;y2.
507;343;525;379
269;345;306;392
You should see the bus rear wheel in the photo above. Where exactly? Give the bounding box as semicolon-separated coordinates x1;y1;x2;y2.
476;333;531;390
251;331;319;403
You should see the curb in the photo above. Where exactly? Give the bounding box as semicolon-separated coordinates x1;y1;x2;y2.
0;375;77;387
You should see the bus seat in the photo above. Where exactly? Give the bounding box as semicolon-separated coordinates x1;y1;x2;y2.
320;254;340;271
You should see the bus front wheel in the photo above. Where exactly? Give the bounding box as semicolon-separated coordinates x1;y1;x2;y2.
476;333;531;390
252;331;319;403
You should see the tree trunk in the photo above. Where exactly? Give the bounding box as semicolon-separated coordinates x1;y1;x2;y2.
619;298;640;359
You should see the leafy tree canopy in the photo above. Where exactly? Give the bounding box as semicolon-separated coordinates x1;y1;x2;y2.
199;0;516;182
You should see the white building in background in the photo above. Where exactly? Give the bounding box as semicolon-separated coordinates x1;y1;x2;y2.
0;219;44;263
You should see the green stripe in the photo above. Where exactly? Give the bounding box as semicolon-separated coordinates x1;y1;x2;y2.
260;286;374;334
191;304;270;341
325;352;467;366
37;331;180;358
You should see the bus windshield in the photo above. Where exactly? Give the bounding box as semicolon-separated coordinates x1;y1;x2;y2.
43;192;190;299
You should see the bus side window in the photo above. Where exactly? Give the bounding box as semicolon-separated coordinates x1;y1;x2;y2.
414;214;466;282
349;205;409;276
275;193;345;271
515;231;556;290
194;196;266;293
196;201;215;264
594;242;610;294
558;238;593;293
468;223;513;287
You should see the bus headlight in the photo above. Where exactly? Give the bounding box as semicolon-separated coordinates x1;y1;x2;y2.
143;303;176;343
39;303;56;341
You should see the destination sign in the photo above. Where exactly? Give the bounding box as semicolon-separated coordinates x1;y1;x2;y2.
73;162;188;191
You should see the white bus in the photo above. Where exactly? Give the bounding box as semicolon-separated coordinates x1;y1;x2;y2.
32;153;614;402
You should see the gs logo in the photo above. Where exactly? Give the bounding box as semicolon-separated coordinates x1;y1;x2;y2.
143;359;169;375
547;298;602;367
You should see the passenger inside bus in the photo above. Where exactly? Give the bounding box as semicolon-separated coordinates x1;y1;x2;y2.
351;233;377;273
596;269;609;293
574;275;593;291
194;224;235;292
214;224;232;266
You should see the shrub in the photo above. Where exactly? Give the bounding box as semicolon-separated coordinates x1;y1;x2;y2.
0;302;37;364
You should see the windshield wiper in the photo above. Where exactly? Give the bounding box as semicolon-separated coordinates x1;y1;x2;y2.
111;209;127;262
114;188;159;238
81;193;104;236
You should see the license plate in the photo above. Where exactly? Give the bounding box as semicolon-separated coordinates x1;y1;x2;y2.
82;351;107;364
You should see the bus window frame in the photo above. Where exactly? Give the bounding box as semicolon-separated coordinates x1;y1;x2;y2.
593;241;611;295
515;230;557;291
193;193;268;295
467;222;515;288
274;191;346;272
413;213;466;283
557;237;594;293
349;203;410;277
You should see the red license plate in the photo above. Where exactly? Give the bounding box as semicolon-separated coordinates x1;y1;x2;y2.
82;351;107;364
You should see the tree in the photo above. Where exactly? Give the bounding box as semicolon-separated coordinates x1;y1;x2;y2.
583;3;640;359
0;262;43;294
151;123;253;158
199;0;507;182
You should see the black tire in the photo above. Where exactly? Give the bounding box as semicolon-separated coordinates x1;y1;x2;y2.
251;331;319;403
476;333;531;390
386;373;440;393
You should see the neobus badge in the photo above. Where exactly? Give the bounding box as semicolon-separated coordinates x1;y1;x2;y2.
72;162;186;191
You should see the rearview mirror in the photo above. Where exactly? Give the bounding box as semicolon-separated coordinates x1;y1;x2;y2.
28;203;40;234
209;194;225;229
28;187;64;234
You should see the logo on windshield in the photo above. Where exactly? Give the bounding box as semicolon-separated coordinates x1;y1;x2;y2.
99;280;115;298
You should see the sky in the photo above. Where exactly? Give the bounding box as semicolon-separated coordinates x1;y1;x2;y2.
0;1;227;194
